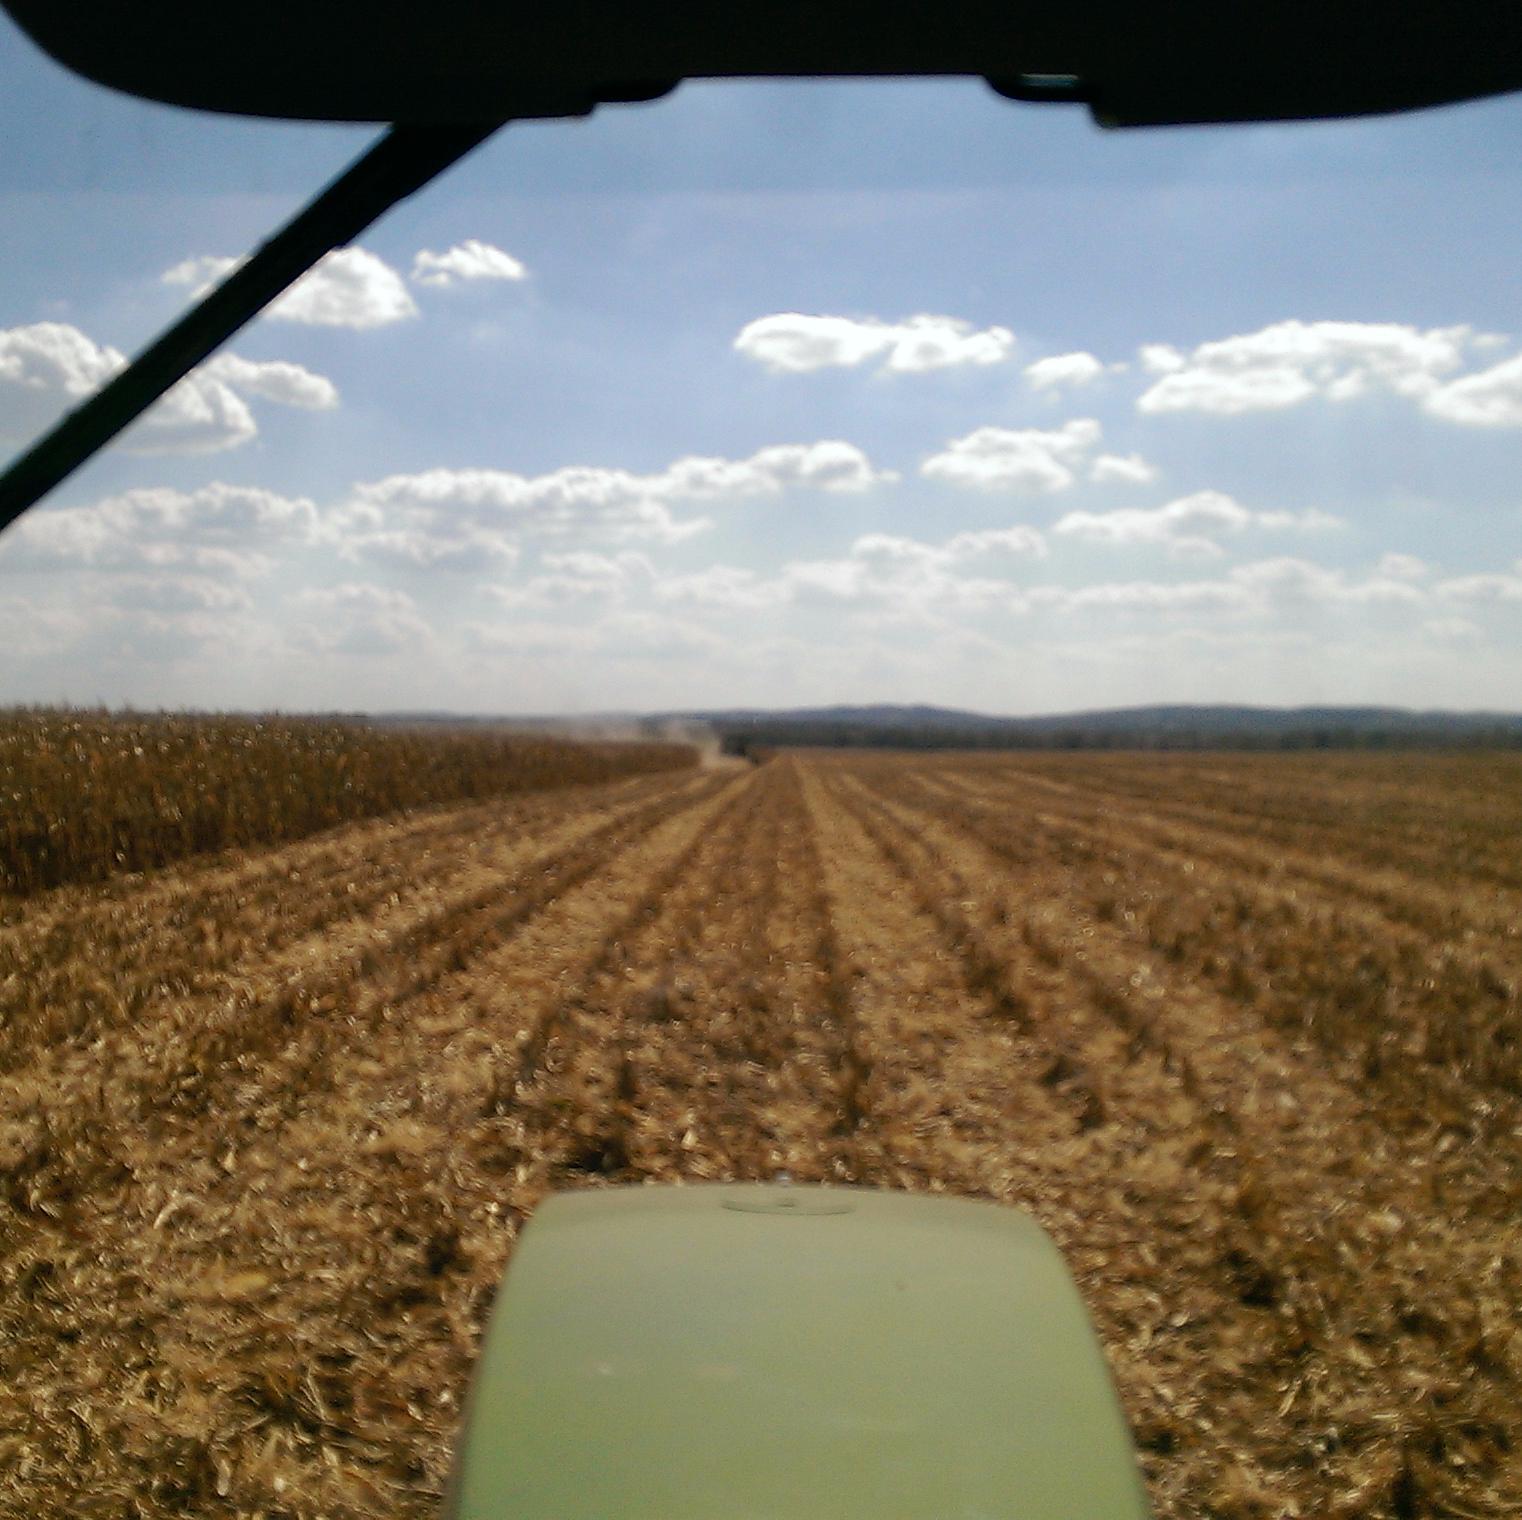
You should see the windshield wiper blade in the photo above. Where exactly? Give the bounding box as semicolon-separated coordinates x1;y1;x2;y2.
0;120;503;534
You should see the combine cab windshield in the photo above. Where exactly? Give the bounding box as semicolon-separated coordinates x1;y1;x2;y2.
2;13;1520;1520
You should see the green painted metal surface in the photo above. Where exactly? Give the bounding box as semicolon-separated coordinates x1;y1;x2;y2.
449;1183;1151;1519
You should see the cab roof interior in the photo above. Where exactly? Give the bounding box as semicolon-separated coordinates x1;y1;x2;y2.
8;0;1522;127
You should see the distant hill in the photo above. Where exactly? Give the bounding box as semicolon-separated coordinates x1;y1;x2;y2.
365;702;1522;752
642;703;1522;753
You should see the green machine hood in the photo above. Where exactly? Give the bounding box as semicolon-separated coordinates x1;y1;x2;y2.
447;1183;1150;1519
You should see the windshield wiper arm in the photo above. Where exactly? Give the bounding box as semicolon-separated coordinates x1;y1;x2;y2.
0;120;503;534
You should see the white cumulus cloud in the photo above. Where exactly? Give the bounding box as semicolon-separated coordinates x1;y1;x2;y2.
135;377;258;456
1025;351;1105;390
541;549;654;586
1055;491;1342;559
1231;556;1426;607
940;525;1049;563
165;247;416;329
1139;344;1186;375
1422;353;1522;427
160;254;240;294
0;483;318;576
653;566;789;612
658;524;1045;616
291;583;435;658
1376;552;1430;582
298;582;420;616
688;440;895;495
486;551;655;609
734;312;1015;375
1434;572;1522;603
201;354;338;411
325;505;524;574
107;575;255;615
339;468;700;564
0;321;337;456
1423;617;1483;642
1036;578;1253;614
337;441;891;570
1035;556;1430;618
0;320;121;409
921;418;1101;494
411;240;528;288
1089;452;1157;485
468;610;723;663
1136;320;1473;416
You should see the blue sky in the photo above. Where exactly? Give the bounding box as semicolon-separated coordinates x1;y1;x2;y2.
3;16;1521;715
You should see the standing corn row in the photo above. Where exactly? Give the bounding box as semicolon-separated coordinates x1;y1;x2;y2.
0;707;697;897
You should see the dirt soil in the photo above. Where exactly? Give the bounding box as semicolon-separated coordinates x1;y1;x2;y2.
3;751;1520;1519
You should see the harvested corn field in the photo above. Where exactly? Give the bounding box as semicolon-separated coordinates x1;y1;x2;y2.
3;750;1520;1519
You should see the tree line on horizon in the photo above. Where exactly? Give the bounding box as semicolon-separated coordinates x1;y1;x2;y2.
702;713;1522;755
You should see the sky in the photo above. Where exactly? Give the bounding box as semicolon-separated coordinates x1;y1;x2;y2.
2;17;1522;716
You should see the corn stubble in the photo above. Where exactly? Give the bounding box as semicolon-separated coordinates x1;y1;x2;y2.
2;747;1519;1519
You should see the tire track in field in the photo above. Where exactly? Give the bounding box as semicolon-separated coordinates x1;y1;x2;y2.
797;763;1081;1194
0;771;692;1066
515;757;864;1191
800;762;1266;1518
737;757;871;1176
849;766;1379;1185
785;760;876;1172
889;764;1522;1128
943;754;1522;898
0;772;727;1224
877;763;1522;1221
825;765;1218;1151
0;770;754;1520
846;760;1522;1520
512;761;787;1185
1101;750;1522;863
827;765;1416;1512
0;768;734;1248
927;762;1522;952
